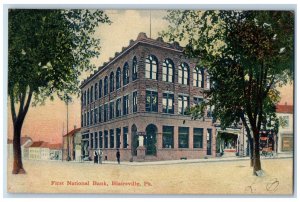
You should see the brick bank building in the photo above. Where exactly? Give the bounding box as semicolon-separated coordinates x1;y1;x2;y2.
80;33;216;161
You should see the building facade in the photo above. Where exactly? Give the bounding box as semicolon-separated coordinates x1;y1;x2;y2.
276;104;293;153
29;141;44;160
63;127;81;161
80;33;216;161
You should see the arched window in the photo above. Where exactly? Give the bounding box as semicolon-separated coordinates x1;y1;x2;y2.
162;59;174;82
95;83;98;100
145;55;158;80
123;62;129;85
87;88;90;104
90;85;93;103
99;79;102;98
132;56;138;81
178;62;189;85
110;72;114;92
116;67;121;89
193;67;203;87
104;76;108;96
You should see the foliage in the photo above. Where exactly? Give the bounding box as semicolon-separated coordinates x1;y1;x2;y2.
162;10;294;173
9;9;111;105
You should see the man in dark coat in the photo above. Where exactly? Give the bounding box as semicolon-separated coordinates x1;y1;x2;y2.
116;149;120;164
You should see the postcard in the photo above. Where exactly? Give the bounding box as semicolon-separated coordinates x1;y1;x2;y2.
5;8;294;195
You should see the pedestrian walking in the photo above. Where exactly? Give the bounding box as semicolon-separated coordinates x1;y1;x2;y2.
94;151;98;164
116;149;120;164
98;150;103;164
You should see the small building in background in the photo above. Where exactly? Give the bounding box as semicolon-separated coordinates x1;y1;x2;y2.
7;136;33;159
40;142;50;160
63;127;81;161
49;143;63;160
29;141;44;160
276;104;293;153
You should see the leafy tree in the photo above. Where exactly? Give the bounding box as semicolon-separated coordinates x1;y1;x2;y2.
8;9;111;174
162;10;293;175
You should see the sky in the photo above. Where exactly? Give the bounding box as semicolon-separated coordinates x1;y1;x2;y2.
7;10;294;144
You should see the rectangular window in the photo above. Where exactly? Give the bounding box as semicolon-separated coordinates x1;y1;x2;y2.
90;133;94;149
99;131;103;148
123;95;129;115
178;95;190;115
193;128;203;148
116;128;121;148
110;129;114;148
193;97;203;105
90;110;93;125
145;63;151;79
123;127;128;148
163;126;174;148
178;127;189;148
95;132;98;149
99;80;102;98
133;91;138;113
104;104;108;122
110;101;115;119
146;90;158;112
163;93;174;114
116;98;122;117
98;105;102;123
87;111;90;126
94;108;98;124
104;130;108;148
81;114;83;127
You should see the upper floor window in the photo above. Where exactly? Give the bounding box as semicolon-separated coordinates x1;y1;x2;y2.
87;88;90;105
178;95;190;115
99;79;102;98
133;91;138;113
193;67;203;87
146;90;158;112
84;91;86;106
109;101;115;120
132;56;138;81
110;72;114;92
178;62;189;85
98;105;102;123
162;59;174;83
90;86;93;103
116;67;121;89
123;63;129;86
94;107;98;124
145;55;158;80
104;103;108;122
206;73;210;89
116;98;122;117
94;83;98;100
104;76;108;96
193;97;203;106
163;93;174;114
123;95;129;115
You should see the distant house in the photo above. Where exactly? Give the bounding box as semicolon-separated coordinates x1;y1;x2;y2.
49;143;62;160
276;104;293;153
7;136;33;159
29;141;44;160
63;127;81;161
40;142;50;160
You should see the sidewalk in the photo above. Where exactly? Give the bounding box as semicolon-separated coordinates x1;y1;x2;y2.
78;152;293;166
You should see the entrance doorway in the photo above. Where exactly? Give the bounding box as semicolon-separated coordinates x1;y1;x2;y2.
144;124;157;155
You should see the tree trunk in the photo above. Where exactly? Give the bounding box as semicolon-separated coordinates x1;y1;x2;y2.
249;137;254;167
253;131;262;175
12;124;25;174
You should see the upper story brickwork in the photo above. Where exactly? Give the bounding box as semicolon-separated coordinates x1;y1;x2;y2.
80;33;211;129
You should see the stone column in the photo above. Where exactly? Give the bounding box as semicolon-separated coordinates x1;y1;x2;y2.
157;127;163;150
174;126;179;149
137;134;145;161
189;127;193;149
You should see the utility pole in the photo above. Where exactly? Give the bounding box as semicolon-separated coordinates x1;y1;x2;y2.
66;94;71;161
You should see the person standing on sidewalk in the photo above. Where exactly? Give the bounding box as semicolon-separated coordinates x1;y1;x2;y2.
116;149;120;164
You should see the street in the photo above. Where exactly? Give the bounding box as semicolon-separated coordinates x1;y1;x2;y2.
6;158;293;195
